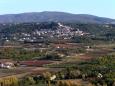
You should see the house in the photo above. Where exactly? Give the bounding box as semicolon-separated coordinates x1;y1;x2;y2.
0;59;15;69
97;73;103;78
0;62;15;69
50;75;56;80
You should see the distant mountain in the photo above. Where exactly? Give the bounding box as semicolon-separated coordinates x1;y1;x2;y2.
0;11;115;24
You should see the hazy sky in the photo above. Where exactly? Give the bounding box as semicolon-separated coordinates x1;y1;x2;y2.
0;0;114;19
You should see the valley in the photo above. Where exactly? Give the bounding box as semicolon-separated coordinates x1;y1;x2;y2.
0;22;115;86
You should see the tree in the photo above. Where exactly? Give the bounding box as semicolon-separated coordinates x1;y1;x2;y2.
43;72;52;86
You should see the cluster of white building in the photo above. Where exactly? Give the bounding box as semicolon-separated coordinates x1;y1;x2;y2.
0;62;15;69
1;22;90;42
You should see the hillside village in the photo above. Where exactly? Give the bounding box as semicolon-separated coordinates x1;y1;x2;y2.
0;22;89;43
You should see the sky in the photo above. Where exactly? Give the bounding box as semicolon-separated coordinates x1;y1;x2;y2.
0;0;114;19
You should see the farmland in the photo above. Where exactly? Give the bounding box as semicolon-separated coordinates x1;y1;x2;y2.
0;41;115;86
